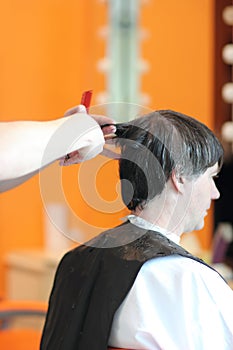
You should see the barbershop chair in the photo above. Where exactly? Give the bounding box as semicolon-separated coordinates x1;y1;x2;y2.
0;300;132;350
0;300;47;350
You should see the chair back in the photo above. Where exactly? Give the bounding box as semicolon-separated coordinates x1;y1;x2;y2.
0;300;47;350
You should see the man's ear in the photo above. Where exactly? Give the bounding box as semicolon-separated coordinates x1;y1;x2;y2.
171;170;185;193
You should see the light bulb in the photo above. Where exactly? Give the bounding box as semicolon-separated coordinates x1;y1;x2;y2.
222;5;233;26
222;44;233;65
222;83;233;103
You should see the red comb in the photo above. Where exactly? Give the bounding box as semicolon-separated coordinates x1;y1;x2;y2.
80;90;93;112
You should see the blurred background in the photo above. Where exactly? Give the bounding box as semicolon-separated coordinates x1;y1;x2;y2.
0;0;233;306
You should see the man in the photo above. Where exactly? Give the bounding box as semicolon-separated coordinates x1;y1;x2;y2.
40;110;233;350
0;105;115;192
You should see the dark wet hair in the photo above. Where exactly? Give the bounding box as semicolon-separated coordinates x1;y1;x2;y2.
115;110;224;211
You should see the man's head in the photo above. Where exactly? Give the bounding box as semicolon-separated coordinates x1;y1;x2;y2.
115;110;223;213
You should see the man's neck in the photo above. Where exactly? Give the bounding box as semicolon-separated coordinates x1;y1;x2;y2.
132;196;185;239
127;214;181;244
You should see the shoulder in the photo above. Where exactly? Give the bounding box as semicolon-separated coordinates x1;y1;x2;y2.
118;255;233;318
141;254;219;279
137;255;232;296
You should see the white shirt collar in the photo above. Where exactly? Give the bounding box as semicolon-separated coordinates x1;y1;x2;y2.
126;214;181;245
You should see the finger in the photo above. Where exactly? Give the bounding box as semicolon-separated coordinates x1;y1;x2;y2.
101;125;116;135
91;114;116;126
100;148;121;159
59;151;81;166
104;134;117;141
64;104;87;117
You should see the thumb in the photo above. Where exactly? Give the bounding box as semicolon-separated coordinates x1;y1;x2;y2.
76;104;87;113
64;104;87;117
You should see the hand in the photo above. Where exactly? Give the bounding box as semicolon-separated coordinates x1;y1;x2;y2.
64;104;116;136
60;105;116;166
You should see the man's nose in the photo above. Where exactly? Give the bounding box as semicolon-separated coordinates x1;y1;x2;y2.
212;183;220;200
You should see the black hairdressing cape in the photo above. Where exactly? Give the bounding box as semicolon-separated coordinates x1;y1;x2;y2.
40;222;221;350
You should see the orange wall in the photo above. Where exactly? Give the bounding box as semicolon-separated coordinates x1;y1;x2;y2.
0;0;214;297
0;0;109;297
